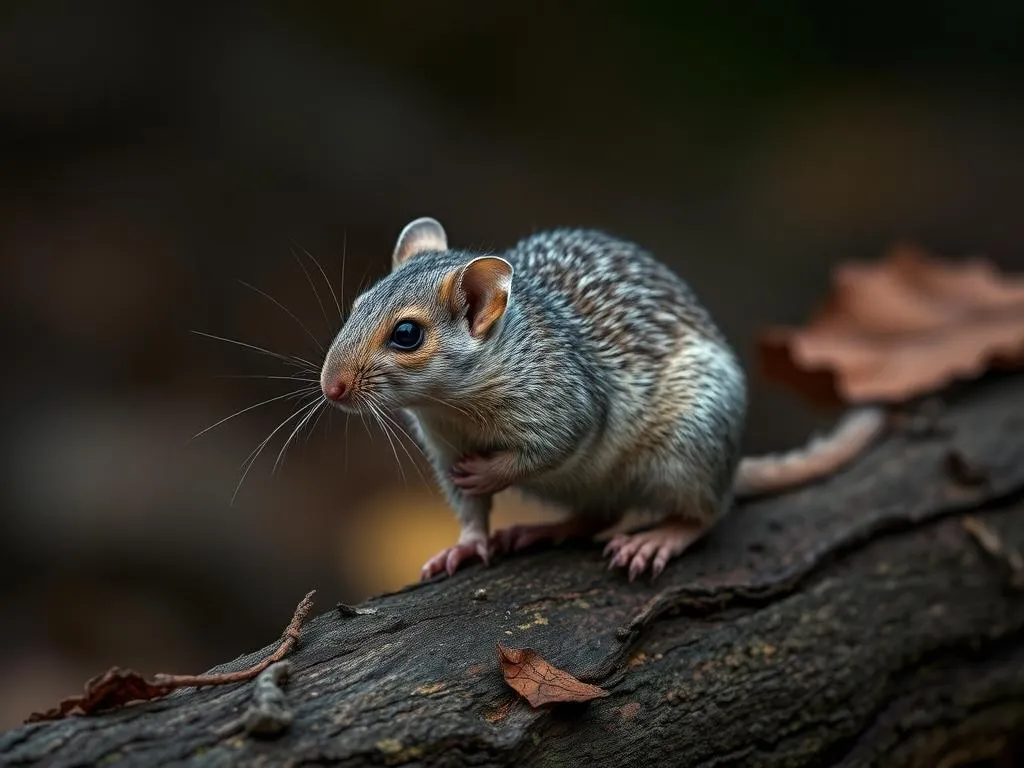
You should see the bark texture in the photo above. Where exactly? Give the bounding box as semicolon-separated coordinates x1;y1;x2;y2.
3;376;1024;767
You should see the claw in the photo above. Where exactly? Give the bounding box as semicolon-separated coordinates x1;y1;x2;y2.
420;536;490;581
603;520;705;581
602;533;628;559
651;558;666;580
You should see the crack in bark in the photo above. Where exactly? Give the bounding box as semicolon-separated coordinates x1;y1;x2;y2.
823;639;1024;767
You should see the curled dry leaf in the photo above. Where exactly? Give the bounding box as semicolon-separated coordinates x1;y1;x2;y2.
25;668;172;722
759;243;1024;407
496;644;609;708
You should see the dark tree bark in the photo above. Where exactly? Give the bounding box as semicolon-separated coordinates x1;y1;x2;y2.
3;376;1024;768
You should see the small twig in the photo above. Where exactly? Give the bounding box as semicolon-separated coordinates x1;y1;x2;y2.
153;590;316;689
962;517;1024;590
26;590;317;722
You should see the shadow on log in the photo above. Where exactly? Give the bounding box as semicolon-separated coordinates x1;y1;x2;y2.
3;376;1024;767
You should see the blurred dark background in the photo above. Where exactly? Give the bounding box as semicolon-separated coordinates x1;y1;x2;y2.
4;0;1024;727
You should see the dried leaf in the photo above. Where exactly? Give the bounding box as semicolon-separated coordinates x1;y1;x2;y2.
759;243;1024;407
26;668;172;722
496;644;609;707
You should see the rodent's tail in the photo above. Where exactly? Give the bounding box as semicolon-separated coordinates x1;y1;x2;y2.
732;407;886;499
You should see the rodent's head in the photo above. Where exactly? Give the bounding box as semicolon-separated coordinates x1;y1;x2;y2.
320;217;513;413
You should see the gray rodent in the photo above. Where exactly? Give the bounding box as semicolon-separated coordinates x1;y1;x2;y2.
320;217;884;581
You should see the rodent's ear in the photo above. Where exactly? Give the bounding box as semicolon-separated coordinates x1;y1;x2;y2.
454;256;513;339
393;216;448;269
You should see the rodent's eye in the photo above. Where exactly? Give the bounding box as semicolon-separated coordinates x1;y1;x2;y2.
388;319;424;351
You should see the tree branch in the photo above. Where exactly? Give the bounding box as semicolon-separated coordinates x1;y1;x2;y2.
3;375;1024;767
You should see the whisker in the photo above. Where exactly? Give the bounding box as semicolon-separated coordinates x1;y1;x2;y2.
236;399;314;482
272;398;326;474
191;330;318;371
215;374;319;382
294;241;342;323
236;279;324;353
290;244;331;334
386;429;430;486
366;399;401;479
355;406;373;447
371;401;430;486
192;387;319;440
355;262;375;300
373;404;427;461
232;394;322;504
343;411;350;474
340;231;348;310
379;411;428;486
365;399;406;485
304;399;329;446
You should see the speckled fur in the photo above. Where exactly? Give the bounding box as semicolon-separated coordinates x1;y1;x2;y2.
322;226;747;536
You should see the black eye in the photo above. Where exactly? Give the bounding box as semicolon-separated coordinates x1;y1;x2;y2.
389;320;424;351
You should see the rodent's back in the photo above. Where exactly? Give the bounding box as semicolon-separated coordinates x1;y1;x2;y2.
500;229;747;516
504;229;729;369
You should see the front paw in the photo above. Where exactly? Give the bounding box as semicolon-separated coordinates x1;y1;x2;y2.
420;535;491;580
450;451;515;496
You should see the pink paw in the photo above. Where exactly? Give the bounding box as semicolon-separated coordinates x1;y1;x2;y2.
450;451;514;496
603;520;704;582
420;536;490;580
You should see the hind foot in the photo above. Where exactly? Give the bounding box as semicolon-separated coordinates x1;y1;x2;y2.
491;517;606;555
603;519;705;581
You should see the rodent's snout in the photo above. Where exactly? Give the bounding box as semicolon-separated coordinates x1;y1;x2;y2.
323;380;348;401
320;363;354;404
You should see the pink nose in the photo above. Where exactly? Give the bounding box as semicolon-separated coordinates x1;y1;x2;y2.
324;381;348;401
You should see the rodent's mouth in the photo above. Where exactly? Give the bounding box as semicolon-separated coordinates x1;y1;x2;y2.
326;388;400;416
326;397;365;414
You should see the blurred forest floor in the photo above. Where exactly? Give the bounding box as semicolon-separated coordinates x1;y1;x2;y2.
3;0;1024;728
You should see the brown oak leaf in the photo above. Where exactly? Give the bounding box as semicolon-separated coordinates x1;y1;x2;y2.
759;242;1024;407
496;644;609;707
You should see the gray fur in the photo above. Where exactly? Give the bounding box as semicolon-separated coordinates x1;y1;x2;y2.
322;226;748;537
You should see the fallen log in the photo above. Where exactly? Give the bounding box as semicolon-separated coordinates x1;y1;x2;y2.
3;375;1024;767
